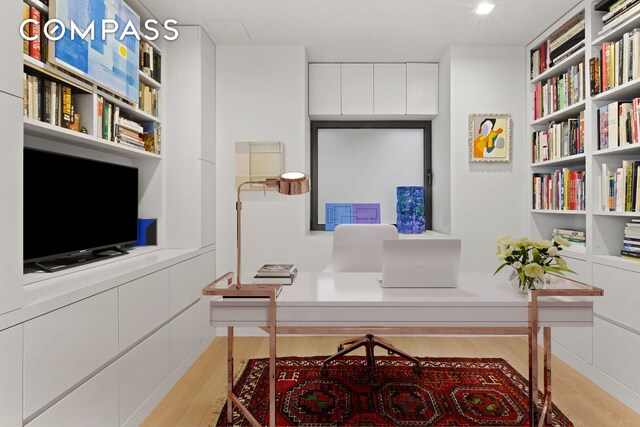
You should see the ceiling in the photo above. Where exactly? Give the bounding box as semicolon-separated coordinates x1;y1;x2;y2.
139;0;580;62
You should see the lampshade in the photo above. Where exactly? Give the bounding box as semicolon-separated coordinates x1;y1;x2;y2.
276;172;310;195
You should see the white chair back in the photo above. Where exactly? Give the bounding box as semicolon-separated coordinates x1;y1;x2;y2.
324;224;399;272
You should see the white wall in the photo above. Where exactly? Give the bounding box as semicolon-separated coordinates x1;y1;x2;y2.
432;49;452;235
216;46;332;277
448;46;527;273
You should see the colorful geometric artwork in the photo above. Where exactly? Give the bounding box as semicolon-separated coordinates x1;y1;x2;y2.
325;203;381;231
468;113;512;163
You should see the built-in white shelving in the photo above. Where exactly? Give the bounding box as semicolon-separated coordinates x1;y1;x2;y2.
138;70;161;89
530;47;586;84
531;100;587;126
592;76;640;102
24;0;48;13
592;143;640;156
531;153;586;168
530;209;587;215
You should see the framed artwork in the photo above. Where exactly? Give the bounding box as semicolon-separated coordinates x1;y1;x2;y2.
468;113;512;163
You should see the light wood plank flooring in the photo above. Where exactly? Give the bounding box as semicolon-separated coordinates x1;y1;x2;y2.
142;336;640;426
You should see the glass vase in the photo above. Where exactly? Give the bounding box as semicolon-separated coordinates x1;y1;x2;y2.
508;270;547;293
396;186;425;234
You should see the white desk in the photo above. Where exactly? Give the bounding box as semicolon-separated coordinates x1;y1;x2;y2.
205;272;602;427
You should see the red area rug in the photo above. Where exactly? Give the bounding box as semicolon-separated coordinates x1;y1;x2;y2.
215;356;572;426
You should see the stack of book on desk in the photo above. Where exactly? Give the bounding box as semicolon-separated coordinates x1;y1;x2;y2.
622;219;640;261
253;264;298;285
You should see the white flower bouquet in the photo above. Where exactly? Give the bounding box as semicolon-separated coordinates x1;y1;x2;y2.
494;236;575;290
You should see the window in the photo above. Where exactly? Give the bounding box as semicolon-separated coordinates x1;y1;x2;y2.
311;121;432;231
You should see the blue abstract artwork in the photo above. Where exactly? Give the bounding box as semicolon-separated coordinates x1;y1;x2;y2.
325;203;381;231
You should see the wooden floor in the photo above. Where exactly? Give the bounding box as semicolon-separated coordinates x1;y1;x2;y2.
142;336;640;427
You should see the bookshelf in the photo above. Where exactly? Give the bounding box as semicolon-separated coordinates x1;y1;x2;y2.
527;0;640;408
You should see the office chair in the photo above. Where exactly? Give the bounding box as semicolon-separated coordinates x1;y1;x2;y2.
322;224;420;384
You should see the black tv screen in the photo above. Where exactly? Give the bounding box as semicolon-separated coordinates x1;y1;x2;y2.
24;148;139;263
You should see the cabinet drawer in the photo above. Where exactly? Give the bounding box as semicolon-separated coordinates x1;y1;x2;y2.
119;325;171;425
26;363;118;427
0;325;22;427
594;317;640;394
24;289;118;418
119;269;170;351
169;250;216;315
593;263;640;332
170;300;202;371
564;256;589;284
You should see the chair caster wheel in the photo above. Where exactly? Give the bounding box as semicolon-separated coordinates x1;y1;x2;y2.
321;366;328;376
413;364;421;374
337;345;344;351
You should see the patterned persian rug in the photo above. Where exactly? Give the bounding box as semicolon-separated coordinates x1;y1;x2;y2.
214;356;572;426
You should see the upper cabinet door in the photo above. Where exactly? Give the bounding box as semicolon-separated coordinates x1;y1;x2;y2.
374;64;406;115
407;63;438;115
309;64;341;115
341;64;374;115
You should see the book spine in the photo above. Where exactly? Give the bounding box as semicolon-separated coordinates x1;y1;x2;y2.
22;3;30;55
29;7;41;61
61;86;72;128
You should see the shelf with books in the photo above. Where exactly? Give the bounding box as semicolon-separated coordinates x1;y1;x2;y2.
24;0;48;13
593;211;640;216
24;118;161;160
562;247;588;260
530;209;587;215
138;70;161;89
592;8;640;46
531;153;586;168
593;142;640;156
531;100;586;126
592;75;640;102
96;89;160;123
530;47;586;84
23;55;93;94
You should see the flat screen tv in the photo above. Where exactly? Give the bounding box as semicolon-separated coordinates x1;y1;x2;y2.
24;148;138;268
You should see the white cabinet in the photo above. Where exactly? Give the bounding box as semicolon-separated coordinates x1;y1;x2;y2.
170;300;202;371
551;327;592;363
407;63;438;115
0;325;22;427
0;1;22;97
201;161;215;247
23;289;118;418
0;94;23;316
374;64;406;115
309;64;341;115
341;64;374;115
118;269;170;350
593;263;640;332
26;364;118;427
169;250;216;316
594;317;640;394
119;326;171;425
165;26;216;248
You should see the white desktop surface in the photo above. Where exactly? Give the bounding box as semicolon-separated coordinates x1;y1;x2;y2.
210;272;594;329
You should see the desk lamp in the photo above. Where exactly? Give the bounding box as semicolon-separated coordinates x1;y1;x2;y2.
235;172;310;289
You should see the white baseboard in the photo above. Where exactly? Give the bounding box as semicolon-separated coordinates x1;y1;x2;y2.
216;327;267;337
121;330;217;427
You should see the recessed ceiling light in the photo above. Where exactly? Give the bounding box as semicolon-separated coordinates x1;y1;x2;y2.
476;2;495;15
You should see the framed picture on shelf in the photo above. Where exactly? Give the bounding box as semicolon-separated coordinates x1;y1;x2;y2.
468;113;512;163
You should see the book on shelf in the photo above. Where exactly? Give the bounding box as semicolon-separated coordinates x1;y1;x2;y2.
139;82;160;117
552;228;586;248
597;98;640;148
532;168;586;211
140;40;162;83
531;112;584;162
23;72;81;130
598;28;640;93
256;264;297;277
600;161;640;211
530;12;585;79
600;0;640;34
532;63;584;120
621;219;640;260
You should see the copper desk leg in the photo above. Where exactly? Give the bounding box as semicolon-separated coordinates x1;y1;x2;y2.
543;327;552;425
269;292;277;427
528;293;539;425
227;326;234;424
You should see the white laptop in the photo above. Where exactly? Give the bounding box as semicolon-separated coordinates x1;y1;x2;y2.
381;239;461;288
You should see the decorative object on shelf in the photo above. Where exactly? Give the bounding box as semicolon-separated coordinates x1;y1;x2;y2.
468;113;512;163
235;172;310;288
494;235;575;291
396;186;425;234
133;218;157;246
